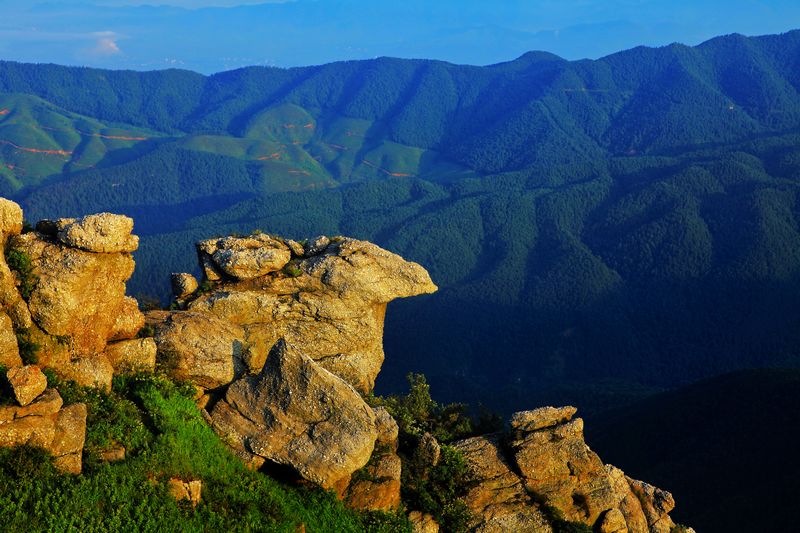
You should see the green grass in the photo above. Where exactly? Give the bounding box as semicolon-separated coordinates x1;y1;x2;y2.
0;372;404;532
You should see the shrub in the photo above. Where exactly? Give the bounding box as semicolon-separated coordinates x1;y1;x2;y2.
373;373;473;443
282;259;303;278
14;328;39;364
5;247;37;300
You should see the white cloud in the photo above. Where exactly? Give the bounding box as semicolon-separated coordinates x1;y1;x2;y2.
90;33;121;56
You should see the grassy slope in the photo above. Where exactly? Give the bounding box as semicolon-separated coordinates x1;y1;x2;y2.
0;374;406;532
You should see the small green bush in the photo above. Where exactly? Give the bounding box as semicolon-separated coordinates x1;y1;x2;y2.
14;328;39;364
372;373;473;443
282;259;303;278
5;247;37;300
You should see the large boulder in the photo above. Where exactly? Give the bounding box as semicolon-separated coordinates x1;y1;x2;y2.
10;232;136;357
190;237;437;393
55;213;138;253
104;338;157;373
153;311;247;390
452;434;551;533
197;234;291;280
210;340;377;488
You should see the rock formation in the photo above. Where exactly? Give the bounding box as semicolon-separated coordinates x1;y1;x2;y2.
1;210;146;390
179;234;438;394
210;340;378;488
0;370;86;474
453;406;685;533
0;201;146;474
0;200;691;532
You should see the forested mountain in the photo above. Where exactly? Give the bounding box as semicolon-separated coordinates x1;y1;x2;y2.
3;30;800;412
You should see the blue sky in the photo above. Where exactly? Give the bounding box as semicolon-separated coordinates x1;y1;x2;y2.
0;1;798;73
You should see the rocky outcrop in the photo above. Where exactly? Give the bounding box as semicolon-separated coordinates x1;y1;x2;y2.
12;230;137;357
0;200;147;473
210;340;377;488
0;371;86;474
153;311;246;390
183;235;436;394
0;199;690;533
0;204;152;390
454;406;681;533
344;406;403;512
55;213;139;253
452;434;551;533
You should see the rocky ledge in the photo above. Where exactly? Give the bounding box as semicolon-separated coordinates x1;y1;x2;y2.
0;200;691;532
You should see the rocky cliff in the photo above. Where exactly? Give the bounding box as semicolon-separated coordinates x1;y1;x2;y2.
0;200;691;532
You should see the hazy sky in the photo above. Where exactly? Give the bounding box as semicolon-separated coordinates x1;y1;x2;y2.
0;1;798;73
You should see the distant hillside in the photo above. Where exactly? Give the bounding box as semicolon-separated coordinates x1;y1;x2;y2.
586;369;800;533
2;31;800;411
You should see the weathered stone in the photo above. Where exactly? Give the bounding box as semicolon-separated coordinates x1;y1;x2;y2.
285;239;305;257
408;511;439;533
346;451;402;511
49;403;87;466
0;198;23;236
210;340;377;488
511;415;617;524
168;478;202;507
0;312;21;368
108;296;145;342
415;432;441;467
104;338;157;373
171;273;199;299
11;232;136;356
453;434;551;533
303;235;330;256
598;508;629;533
56;213;138;253
189;237;437;393
98;442;126;463
63;355;115;390
199;234;292;280
154;311;247;389
627;477;676;533
373;406;399;451
0;388;63;421
6;365;47;406
212;246;291;280
509;406;578;433
0;414;56;448
606;465;650;533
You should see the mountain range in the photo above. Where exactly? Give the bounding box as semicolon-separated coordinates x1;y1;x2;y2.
2;30;800;416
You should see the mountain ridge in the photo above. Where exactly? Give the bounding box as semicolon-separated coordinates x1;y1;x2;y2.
2;30;800;417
